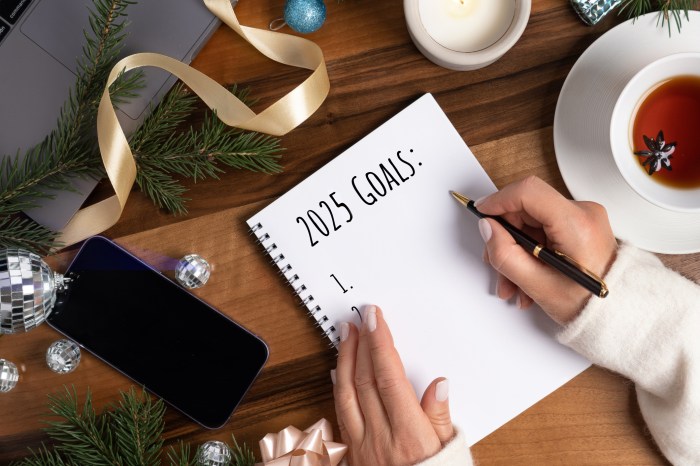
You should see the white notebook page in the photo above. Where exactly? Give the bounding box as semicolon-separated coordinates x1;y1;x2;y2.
247;94;590;446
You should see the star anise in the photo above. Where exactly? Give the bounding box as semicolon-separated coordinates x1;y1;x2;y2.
634;130;676;175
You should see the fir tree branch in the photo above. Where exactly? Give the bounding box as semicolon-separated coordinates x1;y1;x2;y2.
134;163;191;214
129;84;199;155
12;446;72;466
619;0;698;33
109;388;165;466
0;217;60;254
15;386;259;466
44;387;121;466
131;84;284;215
0;147;97;215
230;436;256;466
166;441;196;466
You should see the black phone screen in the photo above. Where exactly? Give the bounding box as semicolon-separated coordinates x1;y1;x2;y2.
47;236;269;429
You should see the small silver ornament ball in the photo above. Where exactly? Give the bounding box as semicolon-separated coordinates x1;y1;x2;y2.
0;249;69;334
46;339;81;374
175;254;211;289
196;440;231;466
0;358;19;392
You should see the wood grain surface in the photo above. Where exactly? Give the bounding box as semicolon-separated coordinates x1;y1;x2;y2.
1;0;696;463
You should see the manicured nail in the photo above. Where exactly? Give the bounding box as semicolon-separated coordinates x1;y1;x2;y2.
478;218;492;242
496;275;506;300
340;322;350;342
436;379;449;402
474;196;486;207
364;305;377;332
330;369;336;385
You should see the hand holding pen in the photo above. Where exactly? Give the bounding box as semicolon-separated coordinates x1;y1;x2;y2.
459;176;618;325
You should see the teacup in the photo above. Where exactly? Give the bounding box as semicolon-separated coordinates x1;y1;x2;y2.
610;52;700;212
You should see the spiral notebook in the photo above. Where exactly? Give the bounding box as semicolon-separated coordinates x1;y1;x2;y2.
247;94;590;446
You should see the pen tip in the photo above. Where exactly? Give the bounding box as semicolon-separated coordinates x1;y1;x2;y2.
450;191;470;206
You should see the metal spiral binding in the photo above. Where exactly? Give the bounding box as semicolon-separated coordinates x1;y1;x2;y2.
251;222;338;348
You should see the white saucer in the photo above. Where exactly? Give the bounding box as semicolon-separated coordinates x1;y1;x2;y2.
554;11;700;254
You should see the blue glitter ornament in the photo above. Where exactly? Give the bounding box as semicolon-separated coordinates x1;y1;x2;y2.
284;0;326;34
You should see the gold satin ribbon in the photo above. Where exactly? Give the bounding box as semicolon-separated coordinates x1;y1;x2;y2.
57;0;329;246
257;419;348;466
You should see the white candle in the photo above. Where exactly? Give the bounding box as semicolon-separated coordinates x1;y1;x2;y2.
418;0;517;53
404;0;530;71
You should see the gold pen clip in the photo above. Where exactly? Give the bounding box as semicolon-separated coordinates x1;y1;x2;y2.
553;250;609;298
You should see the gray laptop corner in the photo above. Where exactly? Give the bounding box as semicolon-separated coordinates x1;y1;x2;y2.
0;0;220;230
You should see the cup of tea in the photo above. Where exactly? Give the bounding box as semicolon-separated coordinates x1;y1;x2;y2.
610;52;700;212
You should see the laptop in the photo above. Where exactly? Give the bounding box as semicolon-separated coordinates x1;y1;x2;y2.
0;0;220;230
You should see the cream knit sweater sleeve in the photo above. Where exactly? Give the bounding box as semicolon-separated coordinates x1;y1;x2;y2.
414;428;473;466
416;242;700;466
558;242;700;465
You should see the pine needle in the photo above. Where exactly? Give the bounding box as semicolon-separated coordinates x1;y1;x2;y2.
109;388;165;466
43;387;121;465
0;217;61;254
131;84;284;215
11;446;70;466
619;0;698;33
230;436;256;466
14;386;259;466
166;441;196;466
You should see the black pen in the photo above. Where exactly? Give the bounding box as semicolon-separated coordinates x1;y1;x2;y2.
450;191;608;298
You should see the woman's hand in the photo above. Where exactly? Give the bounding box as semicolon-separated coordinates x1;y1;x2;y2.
333;305;454;466
477;176;618;324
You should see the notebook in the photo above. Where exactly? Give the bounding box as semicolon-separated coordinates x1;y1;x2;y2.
247;94;590;446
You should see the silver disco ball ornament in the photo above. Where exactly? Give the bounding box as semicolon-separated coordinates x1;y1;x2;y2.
0;358;19;392
175;254;211;289
196;440;231;466
46;339;81;374
0;249;70;334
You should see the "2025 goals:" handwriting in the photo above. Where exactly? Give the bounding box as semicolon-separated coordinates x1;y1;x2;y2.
296;149;422;247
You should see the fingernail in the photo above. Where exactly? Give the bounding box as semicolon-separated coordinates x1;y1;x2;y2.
436;379;449;402
496;281;507;300
330;369;336;385
474;196;486;207
340;322;350;342
478;218;492;242
516;294;522;309
364;305;377;332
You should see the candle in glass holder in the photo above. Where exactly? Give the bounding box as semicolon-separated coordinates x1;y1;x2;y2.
404;0;530;71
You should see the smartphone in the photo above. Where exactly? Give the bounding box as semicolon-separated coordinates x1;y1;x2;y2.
47;236;269;429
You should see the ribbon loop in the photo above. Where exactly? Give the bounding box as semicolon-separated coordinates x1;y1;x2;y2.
57;0;329;246
257;419;348;466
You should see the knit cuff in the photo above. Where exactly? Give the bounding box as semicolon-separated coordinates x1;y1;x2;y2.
414;427;473;466
557;241;700;465
557;241;700;387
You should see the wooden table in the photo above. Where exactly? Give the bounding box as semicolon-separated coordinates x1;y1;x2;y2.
2;1;696;463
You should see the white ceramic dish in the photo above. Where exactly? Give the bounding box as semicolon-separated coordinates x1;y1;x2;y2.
554;11;700;254
610;52;700;213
